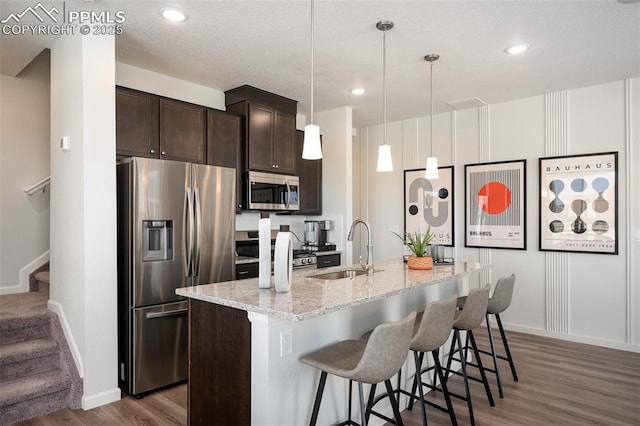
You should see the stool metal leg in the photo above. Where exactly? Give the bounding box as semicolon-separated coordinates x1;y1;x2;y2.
468;331;495;406
454;329;477;426
413;351;429;426
485;313;504;398
384;379;404;426
407;352;425;411
358;382;367;426
310;371;328;426
496;313;518;381
432;350;457;426
364;383;377;424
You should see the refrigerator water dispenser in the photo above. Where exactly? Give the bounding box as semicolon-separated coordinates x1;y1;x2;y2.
143;220;173;261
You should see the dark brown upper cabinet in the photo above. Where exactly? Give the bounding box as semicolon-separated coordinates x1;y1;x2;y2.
116;87;160;158
294;130;322;215
207;109;243;212
116;87;207;165
225;85;297;176
159;98;206;164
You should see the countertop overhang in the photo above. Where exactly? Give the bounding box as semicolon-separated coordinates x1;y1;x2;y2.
177;259;490;322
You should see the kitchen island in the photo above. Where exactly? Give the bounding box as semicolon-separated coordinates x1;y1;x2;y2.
177;259;489;426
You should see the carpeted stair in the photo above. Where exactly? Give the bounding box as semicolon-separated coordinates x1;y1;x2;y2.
0;269;82;425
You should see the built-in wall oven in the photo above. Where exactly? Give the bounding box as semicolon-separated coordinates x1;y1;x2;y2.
246;171;299;211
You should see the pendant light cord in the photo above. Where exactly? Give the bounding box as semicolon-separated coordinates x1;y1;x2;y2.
430;58;433;157
310;0;314;125
383;28;387;145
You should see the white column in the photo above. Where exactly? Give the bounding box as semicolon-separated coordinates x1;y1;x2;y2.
50;32;119;409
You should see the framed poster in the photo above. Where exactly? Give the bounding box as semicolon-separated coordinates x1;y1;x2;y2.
404;166;454;246
465;160;526;249
539;152;618;254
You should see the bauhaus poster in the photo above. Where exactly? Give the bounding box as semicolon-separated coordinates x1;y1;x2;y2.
539;152;618;254
465;160;527;250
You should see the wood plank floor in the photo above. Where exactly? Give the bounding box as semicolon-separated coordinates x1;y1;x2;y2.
14;328;640;425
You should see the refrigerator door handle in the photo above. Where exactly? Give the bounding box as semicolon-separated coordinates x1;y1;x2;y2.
193;187;202;277
284;180;291;208
183;187;194;277
145;308;189;319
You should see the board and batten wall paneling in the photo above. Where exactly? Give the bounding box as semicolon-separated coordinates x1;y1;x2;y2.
479;105;492;287
544;91;570;334
626;78;640;346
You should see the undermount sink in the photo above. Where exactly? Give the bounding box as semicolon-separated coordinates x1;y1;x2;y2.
309;268;381;280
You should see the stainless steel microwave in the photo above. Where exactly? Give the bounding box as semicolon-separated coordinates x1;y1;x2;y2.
246;171;300;211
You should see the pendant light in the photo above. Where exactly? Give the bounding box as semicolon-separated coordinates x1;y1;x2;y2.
375;21;394;172
302;0;322;160
424;54;439;179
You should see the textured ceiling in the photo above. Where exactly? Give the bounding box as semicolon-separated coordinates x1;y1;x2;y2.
1;0;639;128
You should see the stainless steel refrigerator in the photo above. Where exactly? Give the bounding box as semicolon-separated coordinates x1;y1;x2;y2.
117;157;235;396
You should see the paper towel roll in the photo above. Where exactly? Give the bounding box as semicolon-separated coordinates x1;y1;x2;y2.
274;232;293;293
258;217;271;289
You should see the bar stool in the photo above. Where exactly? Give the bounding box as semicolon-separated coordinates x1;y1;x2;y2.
300;311;416;426
444;286;494;426
457;274;518;398
361;296;458;426
405;295;459;426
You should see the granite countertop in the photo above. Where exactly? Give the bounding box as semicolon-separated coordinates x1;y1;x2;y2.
177;259;489;322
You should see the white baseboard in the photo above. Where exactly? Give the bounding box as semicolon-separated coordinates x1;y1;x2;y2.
501;322;640;353
81;387;121;410
47;299;84;377
0;250;49;295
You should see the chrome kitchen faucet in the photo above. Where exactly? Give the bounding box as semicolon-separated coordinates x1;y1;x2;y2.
347;219;373;277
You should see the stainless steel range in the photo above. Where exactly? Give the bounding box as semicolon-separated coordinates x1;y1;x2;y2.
235;230;316;269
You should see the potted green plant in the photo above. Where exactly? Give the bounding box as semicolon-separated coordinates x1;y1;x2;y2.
392;227;436;270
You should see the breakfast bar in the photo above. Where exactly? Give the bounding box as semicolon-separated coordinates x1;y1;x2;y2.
177;260;489;425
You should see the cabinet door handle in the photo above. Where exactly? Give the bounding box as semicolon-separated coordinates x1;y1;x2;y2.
275;164;279;168
161;151;166;155
150;149;155;154
322;260;331;264
238;270;249;275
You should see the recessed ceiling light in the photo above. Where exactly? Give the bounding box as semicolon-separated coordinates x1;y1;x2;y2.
505;44;529;55
160;8;187;22
350;88;365;95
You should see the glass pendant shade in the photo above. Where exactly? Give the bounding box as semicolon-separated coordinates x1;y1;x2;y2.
425;156;439;179
302;124;322;159
376;144;393;172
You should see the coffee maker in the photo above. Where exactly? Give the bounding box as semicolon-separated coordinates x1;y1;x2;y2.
302;220;336;252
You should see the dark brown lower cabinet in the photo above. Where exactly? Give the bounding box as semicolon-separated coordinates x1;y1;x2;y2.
235;262;259;279
316;253;341;269
188;300;251;426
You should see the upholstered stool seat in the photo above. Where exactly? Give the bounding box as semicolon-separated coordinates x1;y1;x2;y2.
300;312;416;426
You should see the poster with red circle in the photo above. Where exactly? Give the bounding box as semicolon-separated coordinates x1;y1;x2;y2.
465;159;527;249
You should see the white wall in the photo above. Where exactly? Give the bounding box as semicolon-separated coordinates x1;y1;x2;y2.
50;33;120;409
0;51;50;294
359;78;640;352
316;107;353;263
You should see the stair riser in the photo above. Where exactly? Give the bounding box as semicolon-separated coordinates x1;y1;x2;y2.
0;323;50;345
1;353;60;382
0;388;70;425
